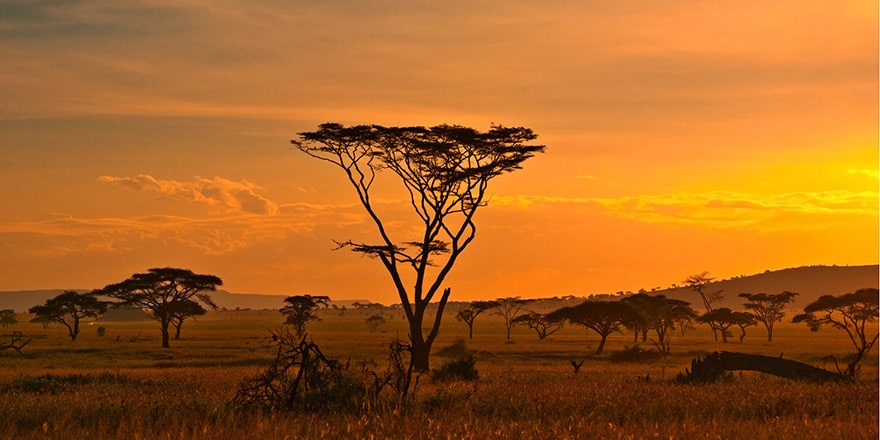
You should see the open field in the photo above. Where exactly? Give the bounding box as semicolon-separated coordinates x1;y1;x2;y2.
0;308;877;439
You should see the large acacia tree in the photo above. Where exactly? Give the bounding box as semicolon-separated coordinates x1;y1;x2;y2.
548;301;640;355
28;290;109;341
793;288;879;376
101;268;222;348
292;123;544;370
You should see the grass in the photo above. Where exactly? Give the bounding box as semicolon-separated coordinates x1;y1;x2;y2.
0;309;876;439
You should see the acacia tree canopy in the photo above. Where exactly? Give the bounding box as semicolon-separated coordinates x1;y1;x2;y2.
28;290;109;341
292;123;544;370
100;267;222;348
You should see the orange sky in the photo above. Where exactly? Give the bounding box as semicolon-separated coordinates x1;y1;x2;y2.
0;1;876;304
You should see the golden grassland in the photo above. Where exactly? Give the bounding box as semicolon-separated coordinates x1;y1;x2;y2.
0;308;876;439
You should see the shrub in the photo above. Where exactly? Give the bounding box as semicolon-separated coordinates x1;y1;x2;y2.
608;345;663;363
430;356;479;382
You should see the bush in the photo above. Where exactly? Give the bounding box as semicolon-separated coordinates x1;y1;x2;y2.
431;356;479;382
97;326;106;337
608;345;663;363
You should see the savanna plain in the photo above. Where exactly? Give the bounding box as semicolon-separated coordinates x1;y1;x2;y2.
0;307;876;440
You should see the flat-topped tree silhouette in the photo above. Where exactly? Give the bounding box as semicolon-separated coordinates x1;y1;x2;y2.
621;293;697;354
697;308;756;343
292;123;544;370
548;300;641;355
280;294;330;337
100;268;221;348
28;290;109;341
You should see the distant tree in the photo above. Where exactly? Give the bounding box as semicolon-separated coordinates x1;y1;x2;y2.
365;314;386;332
739;291;799;342
622;293;697;354
167;300;207;340
29;314;52;329
100;267;222;348
0;309;18;328
511;312;562;340
28;290;109;341
684;272;725;340
455;300;498;340
280;295;331;337
492;297;533;341
697;308;755;343
548;301;640;355
292;123;544;371
793;288;879;376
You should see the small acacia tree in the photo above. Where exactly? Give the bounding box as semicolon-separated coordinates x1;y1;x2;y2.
280;295;330;337
365;314;386;332
684;272;725;341
28;290;109;341
697;308;755;343
101;267;222;348
455;300;497;340
0;309;17;328
739;291;798;342
493;297;533;341
793;288;879;376
549;301;640;355
622;293;697;354
292;123;544;370
511;312;562;340
168;300;207;340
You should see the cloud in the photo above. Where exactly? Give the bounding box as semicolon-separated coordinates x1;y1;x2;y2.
97;174;279;215
848;168;879;180
489;189;878;231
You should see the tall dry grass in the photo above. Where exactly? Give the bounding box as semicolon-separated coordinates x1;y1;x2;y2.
0;309;876;439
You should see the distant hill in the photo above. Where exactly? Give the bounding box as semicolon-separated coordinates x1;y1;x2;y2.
656;265;878;310
0;265;875;312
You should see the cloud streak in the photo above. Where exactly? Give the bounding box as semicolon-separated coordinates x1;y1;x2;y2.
97;174;279;215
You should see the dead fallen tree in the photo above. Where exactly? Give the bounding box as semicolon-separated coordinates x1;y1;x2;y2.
677;351;850;383
1;331;31;354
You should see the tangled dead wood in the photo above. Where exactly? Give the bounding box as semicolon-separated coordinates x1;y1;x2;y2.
1;331;30;354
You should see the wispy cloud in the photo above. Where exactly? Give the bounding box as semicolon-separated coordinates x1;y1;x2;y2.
848;168;879;179
97;174;279;215
490;189;878;231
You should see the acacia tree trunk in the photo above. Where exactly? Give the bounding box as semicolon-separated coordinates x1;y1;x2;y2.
160;318;171;348
595;334;608;355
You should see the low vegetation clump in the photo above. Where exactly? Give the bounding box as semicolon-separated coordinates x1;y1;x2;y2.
608;345;664;363
430;356;479;382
